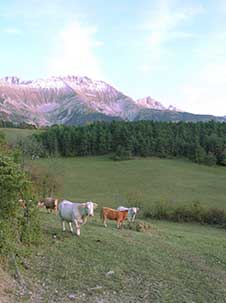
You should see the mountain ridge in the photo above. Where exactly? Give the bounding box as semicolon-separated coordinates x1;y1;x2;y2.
0;75;225;125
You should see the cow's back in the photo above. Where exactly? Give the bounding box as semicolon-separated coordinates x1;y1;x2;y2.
43;198;55;208
59;200;83;222
59;200;74;221
117;206;128;212
102;207;128;221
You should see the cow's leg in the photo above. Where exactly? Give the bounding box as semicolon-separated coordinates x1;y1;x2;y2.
69;222;74;233
116;219;120;229
54;200;58;214
103;216;107;227
62;220;66;232
128;219;132;229
74;220;80;237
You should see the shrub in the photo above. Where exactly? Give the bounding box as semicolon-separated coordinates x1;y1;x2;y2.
143;201;171;220
0;151;42;256
203;208;226;225
18;136;46;159
143;201;226;226
204;153;217;166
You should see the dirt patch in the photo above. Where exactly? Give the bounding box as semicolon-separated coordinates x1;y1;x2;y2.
0;267;18;303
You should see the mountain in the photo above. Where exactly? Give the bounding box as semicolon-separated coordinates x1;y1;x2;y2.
135;96;183;112
0;75;225;126
0;76;138;125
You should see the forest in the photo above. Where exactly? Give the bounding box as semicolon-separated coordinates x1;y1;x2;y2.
33;120;226;165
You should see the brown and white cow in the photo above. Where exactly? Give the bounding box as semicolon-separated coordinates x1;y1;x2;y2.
38;197;58;214
101;207;128;228
117;206;140;223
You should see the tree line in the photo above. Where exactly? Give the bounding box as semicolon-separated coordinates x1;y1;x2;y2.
33;120;226;165
0;120;37;129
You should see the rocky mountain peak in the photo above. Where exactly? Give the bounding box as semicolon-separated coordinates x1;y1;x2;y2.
135;96;166;110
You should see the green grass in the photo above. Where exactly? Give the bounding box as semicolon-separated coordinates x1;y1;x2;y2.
11;156;226;302
19;213;226;302
0;128;41;145
1;129;226;302
29;156;226;210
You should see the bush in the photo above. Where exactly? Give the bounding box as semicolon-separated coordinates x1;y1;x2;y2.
18;136;46;159
143;201;226;226
0;151;42;256
143;201;171;220
203;208;226;225
204;153;217;166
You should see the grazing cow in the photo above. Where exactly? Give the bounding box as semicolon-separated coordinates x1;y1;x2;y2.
117;206;140;223
58;200;96;237
38;197;58;214
101;207;128;228
19;199;26;208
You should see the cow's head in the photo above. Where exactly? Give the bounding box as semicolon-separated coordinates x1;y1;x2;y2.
135;207;140;213
128;207;140;222
85;201;95;216
93;203;98;210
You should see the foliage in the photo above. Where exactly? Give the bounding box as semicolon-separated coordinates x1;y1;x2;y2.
34;120;226;165
0;120;36;129
112;145;132;161
143;201;226;226
0;136;41;256
19;135;46;158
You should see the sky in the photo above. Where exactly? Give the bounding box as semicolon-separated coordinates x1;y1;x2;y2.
0;0;226;116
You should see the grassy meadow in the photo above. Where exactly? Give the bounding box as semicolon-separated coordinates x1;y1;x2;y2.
17;156;226;302
2;128;226;302
29;156;226;210
19;212;226;302
0;128;41;145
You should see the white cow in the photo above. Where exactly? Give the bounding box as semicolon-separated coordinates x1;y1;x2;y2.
59;200;96;237
117;206;140;223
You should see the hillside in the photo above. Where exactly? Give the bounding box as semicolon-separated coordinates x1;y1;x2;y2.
17;214;226;303
2;151;226;302
28;156;226;210
0;76;225;125
8;156;226;302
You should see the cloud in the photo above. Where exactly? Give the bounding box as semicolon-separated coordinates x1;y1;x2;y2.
144;0;203;47
175;29;226;116
139;0;204;72
47;21;103;79
177;62;226;116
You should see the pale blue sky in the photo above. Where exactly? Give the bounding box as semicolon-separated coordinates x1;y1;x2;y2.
1;0;226;115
